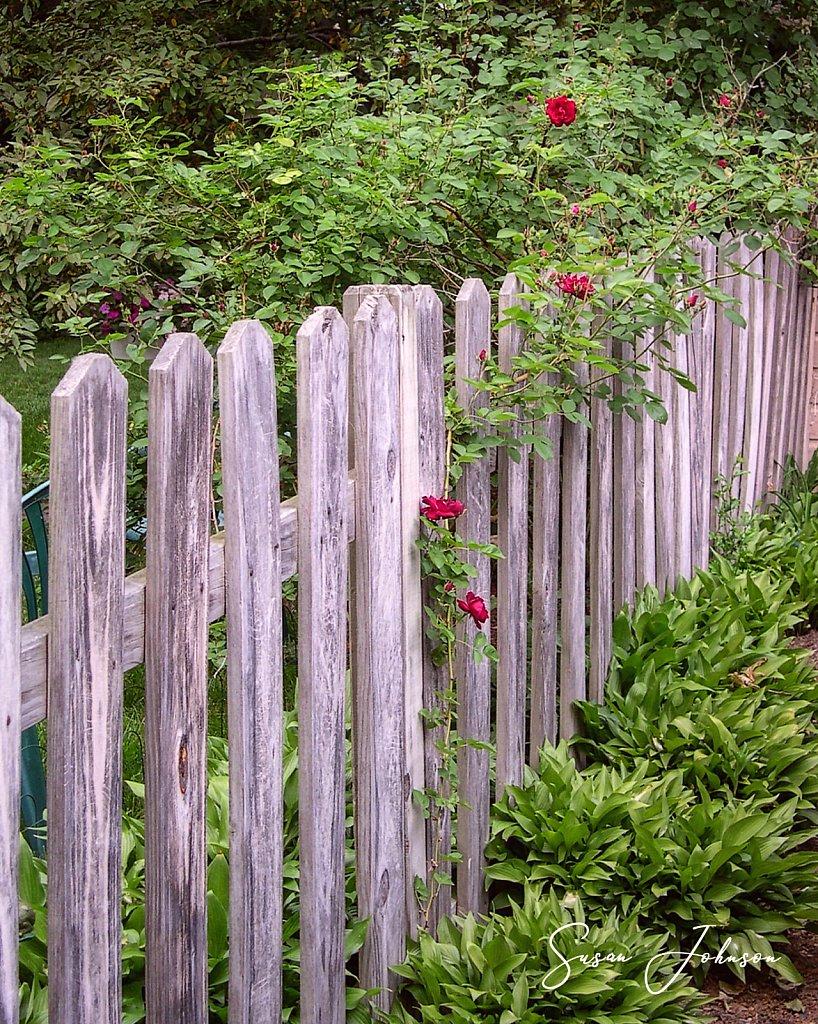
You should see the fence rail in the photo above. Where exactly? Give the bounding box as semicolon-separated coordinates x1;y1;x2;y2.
2;234;816;1022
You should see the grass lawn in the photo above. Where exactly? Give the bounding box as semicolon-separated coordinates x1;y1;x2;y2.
0;335;83;484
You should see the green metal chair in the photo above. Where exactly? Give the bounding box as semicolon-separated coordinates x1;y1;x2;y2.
21;481;49;857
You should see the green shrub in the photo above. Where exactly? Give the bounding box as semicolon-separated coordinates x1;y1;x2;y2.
485;744;818;984
386;885;711;1024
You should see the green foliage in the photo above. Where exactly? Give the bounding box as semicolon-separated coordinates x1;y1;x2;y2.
386;885;710;1023
485;744;818;985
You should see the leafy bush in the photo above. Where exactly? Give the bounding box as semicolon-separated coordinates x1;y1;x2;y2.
386;885;711;1024
485;744;818;985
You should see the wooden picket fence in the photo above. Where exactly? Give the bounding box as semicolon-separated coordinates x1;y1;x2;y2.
0;233;815;1024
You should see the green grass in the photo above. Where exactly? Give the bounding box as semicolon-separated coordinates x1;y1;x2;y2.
0;335;82;485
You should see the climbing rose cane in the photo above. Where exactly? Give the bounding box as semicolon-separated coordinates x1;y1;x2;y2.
458;592;489;629
421;495;465;521
545;96;577;126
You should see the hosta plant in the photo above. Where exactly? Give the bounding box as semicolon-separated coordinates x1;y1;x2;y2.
385;885;711;1024
485;744;818;984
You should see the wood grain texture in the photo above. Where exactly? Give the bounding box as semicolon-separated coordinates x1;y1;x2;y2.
217;320;284;1024
144;333;212;1024
612;340;637;614
413;286;452;935
344;284;427;937
688;239;717;569
759;247;783;505
20;482;357;731
771;255;797;494
589;332;613;707
635;271;657;590
560;358;589;741
454;278;491;915
741;249;766;511
530;407;561;766
0;396;21;1024
802;289;818;467
727;240;750;505
496;274;529;794
711;232;735;523
47;354;127;1024
672;326;693;582
791;279;811;470
295;308;350;1024
654;346;677;598
350;295;407;1009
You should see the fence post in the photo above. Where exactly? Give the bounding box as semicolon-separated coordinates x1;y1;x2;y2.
295;308;349;1024
496;274;529;795
560;357;589;740
0;395;21;1024
688;239;717;570
727;239;751;505
454;278;491;915
217;319;284;1023
145;333;212;1024
344;284;427;937
413;286;451;934
48;354;127;1023
530;397;561;765
741;246;766;512
589;327;613;706
351;294;407;1008
635;269;657;591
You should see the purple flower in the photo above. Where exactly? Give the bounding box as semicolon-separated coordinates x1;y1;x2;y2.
99;302;111;315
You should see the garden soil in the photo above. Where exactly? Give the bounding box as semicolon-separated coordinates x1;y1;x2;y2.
694;632;818;1022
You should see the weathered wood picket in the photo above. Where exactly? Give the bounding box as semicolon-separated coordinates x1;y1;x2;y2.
1;233;816;1023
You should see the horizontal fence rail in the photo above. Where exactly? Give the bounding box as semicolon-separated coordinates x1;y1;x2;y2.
2;236;816;1020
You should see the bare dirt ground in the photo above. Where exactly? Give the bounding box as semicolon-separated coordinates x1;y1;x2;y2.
695;632;818;1023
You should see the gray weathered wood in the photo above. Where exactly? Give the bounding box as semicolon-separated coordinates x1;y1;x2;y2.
612;341;637;613
344;285;427;937
294;308;349;1024
711;232;735;524
144;333;212;1024
454;278;491;915
688;239;717;569
589;332;613;706
791;278;811;470
672;325;693;582
759;247;783;504
802;287;818;468
560;358;589;740
741;249;766;511
772;256;798;492
727;240;751;504
635;270;657;590
217;320;284;1024
654;348;677;597
496;274;529;794
47;354;127;1024
19;482;357;731
0;396;21;1024
530;406;561;765
414;286;452;935
351;295;406;1008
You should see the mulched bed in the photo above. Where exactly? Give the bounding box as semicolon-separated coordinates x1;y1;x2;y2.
700;930;818;1023
694;631;818;1022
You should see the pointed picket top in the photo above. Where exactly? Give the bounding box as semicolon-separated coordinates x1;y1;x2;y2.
48;351;128;1024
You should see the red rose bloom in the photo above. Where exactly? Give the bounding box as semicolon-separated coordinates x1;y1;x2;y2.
546;96;577;126
716;159;728;168
421;495;465;521
458;591;489;629
556;273;594;300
